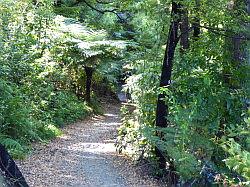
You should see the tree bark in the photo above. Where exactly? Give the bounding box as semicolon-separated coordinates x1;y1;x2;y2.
245;0;250;65
0;144;29;187
193;0;201;39
180;8;189;51
54;0;62;7
227;0;249;67
84;66;94;102
155;1;181;173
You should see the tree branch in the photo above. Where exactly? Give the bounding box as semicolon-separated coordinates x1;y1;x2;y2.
176;24;250;41
95;0;114;4
198;24;250;41
81;0;123;20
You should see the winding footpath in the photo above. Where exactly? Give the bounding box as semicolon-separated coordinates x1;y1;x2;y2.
16;101;164;187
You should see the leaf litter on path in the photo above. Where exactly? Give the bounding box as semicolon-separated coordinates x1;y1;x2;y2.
16;103;165;187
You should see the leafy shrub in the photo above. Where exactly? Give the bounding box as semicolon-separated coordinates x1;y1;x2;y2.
0;1;93;158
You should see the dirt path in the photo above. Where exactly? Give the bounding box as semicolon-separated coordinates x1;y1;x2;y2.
16;102;164;187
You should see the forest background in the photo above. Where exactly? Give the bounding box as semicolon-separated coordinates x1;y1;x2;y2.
0;0;249;186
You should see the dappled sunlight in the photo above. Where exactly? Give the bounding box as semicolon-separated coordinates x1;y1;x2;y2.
97;122;121;127
80;155;107;160
55;15;106;38
104;113;119;117
68;142;116;154
59;174;77;180
61;159;77;165
103;139;115;143
59;135;71;140
91;115;105;121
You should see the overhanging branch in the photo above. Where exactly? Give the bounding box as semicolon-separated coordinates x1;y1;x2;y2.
95;0;114;4
198;24;250;40
80;0;123;20
176;24;250;41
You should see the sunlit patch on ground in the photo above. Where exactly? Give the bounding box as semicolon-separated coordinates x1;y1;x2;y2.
91;115;105;121
68;142;116;154
104;113;119;117
16;104;163;187
59;135;71;140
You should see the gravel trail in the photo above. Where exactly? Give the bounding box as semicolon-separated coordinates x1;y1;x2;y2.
16;102;164;187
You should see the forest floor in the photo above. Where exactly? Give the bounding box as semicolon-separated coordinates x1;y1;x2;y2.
16;99;165;187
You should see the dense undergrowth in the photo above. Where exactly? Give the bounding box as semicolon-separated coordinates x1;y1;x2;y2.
0;0;249;186
0;1;91;158
0;0;124;158
114;0;250;186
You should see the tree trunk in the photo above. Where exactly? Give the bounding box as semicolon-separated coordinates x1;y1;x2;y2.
0;144;29;187
193;0;201;39
245;0;250;64
227;0;249;68
155;1;181;173
180;8;189;51
84;66;94;102
54;0;62;7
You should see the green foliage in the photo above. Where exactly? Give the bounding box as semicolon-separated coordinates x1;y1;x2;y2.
1;0;249;185
117;106;149;159
0;0;132;158
0;0;92;158
222;138;250;185
115;0;250;185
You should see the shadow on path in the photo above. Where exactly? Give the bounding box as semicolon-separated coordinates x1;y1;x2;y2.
16;103;163;187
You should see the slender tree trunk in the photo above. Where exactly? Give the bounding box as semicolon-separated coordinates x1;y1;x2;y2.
227;0;249;68
230;1;244;65
84;66;94;102
180;8;189;51
246;0;250;64
54;0;62;7
219;0;249;138
155;1;181;173
193;0;201;39
244;0;250;64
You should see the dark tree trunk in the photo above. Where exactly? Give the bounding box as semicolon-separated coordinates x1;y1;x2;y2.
54;0;62;7
193;0;201;39
155;1;181;173
219;0;249;138
231;35;244;64
226;0;249;70
0;144;29;187
246;0;250;64
232;0;250;65
180;8;189;51
84;66;94;102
